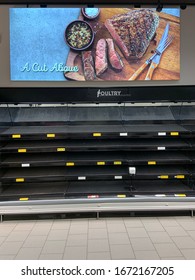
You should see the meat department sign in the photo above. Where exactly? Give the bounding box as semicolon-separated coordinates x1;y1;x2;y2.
10;7;180;81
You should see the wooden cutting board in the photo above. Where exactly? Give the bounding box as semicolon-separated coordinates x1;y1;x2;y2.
64;8;180;81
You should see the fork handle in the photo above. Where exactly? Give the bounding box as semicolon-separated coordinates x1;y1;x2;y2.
129;62;149;80
145;61;158;80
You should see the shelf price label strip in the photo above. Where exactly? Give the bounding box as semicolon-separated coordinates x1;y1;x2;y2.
175;175;185;179
19;197;29;201
47;134;55;138
170;132;179;136
158;132;166;136
158;175;169;179
148;161;156;165
57;147;66;152
114;161;122;165
78;176;86;180
88;195;99;198
16;178;25;182
157;147;166;150
93;133;101;137
97;162;105;165
120;133;128;137
115;176;122;179
66;162;75;166
21;163;30;167
18;149;27;153
12;134;21;138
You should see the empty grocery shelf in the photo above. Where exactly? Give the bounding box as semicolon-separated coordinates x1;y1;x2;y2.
1;151;191;168
1;166;130;183
1;138;190;153
132;180;194;196
66;181;131;198
0;182;68;201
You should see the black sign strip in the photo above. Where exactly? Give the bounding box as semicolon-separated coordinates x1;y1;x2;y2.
0;85;195;103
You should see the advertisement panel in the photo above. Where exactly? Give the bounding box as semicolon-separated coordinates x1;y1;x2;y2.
10;7;180;81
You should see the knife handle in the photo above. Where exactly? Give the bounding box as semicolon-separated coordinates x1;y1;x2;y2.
129;62;148;80
145;61;158;80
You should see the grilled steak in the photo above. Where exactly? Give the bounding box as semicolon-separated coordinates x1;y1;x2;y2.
106;38;123;70
105;9;159;59
82;51;96;80
95;39;108;76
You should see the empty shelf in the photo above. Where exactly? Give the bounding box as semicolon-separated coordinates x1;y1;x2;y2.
1;138;190;153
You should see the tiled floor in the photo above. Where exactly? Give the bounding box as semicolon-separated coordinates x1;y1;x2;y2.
1;216;195;260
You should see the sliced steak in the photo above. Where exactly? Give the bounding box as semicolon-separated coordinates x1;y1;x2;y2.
82;51;96;81
105;9;159;59
95;39;108;76
106;38;123;70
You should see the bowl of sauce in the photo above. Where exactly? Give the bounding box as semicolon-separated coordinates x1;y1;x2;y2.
65;20;94;51
82;8;100;20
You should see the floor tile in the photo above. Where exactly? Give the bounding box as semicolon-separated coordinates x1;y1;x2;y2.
88;228;108;239
134;250;160;260
14;222;36;231
143;222;165;232
127;227;148;238
0;237;6;246
52;220;71;230
88;252;111;260
181;249;195;259
41;240;66;254
69;224;88;235
6;231;30;242
107;224;126;233
124;219;143;228
110;244;135;259
0;222;17;227
148;232;172;243
0;216;192;260
106;218;126;224
88;239;109;253
158;218;179;227
63;246;87;260
0;227;15;237
23;235;47;248
187;231;195;240
47;230;68;241
0;255;15;260
39;254;63;260
88;220;107;229
35;220;54;226
161;257;185;260
175;217;194;222
172;236;195;249
30;226;52;236
131;238;155;251
0;241;23;255
108;232;130;245
154;243;182;258
178;222;195;231
164;226;188;237
70;219;89;226
141;218;159;224
15;247;42;260
66;234;87;247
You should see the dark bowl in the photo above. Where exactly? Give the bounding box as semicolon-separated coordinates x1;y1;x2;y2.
65;20;94;51
81;7;100;20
